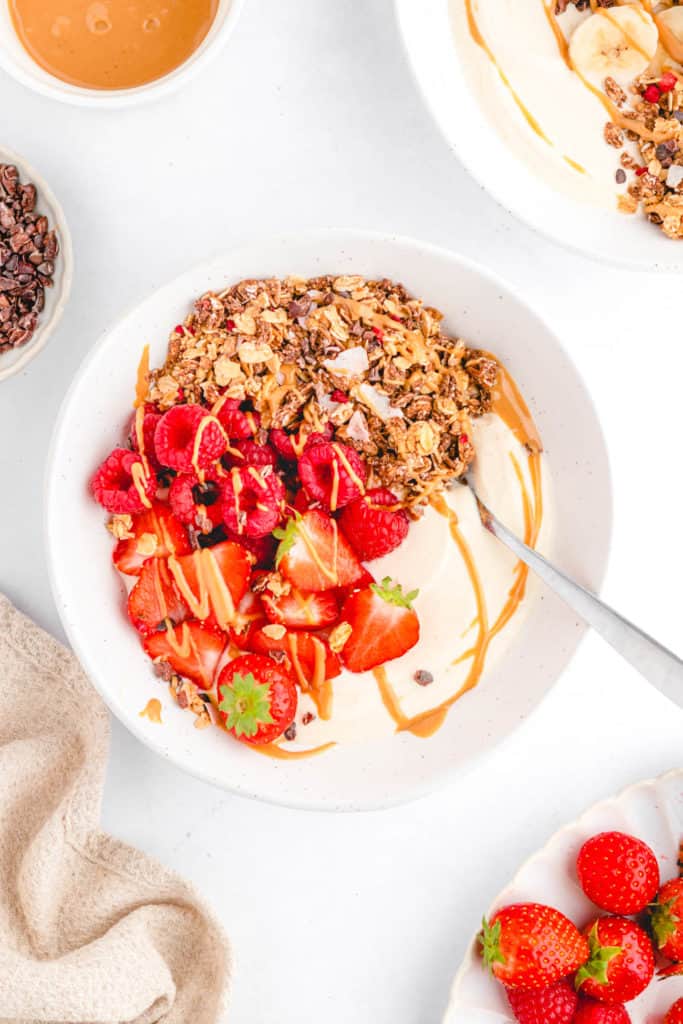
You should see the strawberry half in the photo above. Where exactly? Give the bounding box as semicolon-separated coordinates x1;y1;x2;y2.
340;577;419;673
127;559;187;635
249;626;342;682
274;509;365;592
217;653;297;744
113;502;191;575
143;621;226;690
261;582;339;630
167;541;251;631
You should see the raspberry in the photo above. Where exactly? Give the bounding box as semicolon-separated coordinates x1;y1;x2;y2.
169;473;223;530
129;404;162;470
507;980;578;1024
298;441;366;511
223;439;277;470
91;448;156;514
270;423;333;461
153;404;226;474
225;530;277;568
222;466;285;538
215;398;260;440
339;487;409;561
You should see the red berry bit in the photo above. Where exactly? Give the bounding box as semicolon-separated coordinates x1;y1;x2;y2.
154;404;227;474
644;84;661;104
635;166;648;177
221;465;285;538
298;441;367;511
576;831;659;914
330;389;348;403
660;72;678;94
339;487;409;561
91;447;155;514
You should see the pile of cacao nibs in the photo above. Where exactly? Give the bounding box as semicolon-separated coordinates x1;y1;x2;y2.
0;162;59;355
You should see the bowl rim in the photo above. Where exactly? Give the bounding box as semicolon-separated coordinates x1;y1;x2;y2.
0;145;73;382
392;0;683;273
44;228;614;811
444;767;683;1021
0;0;247;109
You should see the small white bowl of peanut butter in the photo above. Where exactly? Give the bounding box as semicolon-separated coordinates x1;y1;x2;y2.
0;0;245;107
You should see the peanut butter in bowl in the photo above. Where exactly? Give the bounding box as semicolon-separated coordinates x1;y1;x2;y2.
8;0;219;90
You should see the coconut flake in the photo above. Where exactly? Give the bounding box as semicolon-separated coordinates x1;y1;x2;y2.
345;409;371;444
667;165;683;189
357;383;403;420
323;346;369;376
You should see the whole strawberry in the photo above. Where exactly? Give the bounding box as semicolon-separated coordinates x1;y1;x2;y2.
575;917;654;1004
506;978;577;1024
665;998;683;1024
649;877;683;962
576;831;659;914
574;998;631;1023
479;903;589;990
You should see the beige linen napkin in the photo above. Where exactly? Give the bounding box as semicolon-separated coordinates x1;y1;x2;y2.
0;594;232;1023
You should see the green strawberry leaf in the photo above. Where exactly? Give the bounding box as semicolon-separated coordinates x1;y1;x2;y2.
650;897;680;949
575;923;622;990
273;513;301;568
370;576;419;609
218;671;274;738
478;916;506;971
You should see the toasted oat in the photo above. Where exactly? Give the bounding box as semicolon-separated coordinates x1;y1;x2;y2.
107;513;134;540
147;276;497;508
329;621;352;653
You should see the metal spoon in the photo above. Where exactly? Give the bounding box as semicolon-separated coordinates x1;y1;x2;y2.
465;479;683;706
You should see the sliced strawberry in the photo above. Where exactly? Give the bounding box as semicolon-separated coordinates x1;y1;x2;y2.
340;577;420;672
127;559;187;635
229;586;268;650
274;509;365;592
113;502;191;575
143;621;226;690
261;582;339;629
217;653;297;744
249;626;341;681
168;541;251;631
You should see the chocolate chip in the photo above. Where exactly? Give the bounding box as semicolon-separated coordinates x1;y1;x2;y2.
615;169;626;184
413;669;434;687
284;723;297;741
302;711;315;725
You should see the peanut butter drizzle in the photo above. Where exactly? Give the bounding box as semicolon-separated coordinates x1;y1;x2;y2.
167;549;236;630
139;698;162;724
134;345;150;409
131;461;152;508
372;361;544;739
252;740;336;761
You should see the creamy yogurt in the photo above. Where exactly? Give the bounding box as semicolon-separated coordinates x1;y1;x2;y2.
288;410;552;750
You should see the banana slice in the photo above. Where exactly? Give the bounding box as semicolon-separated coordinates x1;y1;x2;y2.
569;5;658;83
655;7;683;67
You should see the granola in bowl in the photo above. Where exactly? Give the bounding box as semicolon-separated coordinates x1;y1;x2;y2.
90;274;549;757
450;0;683;240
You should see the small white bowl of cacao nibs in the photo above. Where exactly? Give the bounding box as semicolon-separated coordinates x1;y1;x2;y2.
0;148;72;383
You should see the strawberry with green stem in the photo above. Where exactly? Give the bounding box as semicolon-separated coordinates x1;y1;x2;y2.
479;903;589;990
340;577;420;673
217;653;297;745
575;917;654;1004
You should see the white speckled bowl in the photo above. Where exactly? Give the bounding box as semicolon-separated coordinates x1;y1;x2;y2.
0;0;245;108
0;147;72;382
446;769;683;1023
46;230;612;811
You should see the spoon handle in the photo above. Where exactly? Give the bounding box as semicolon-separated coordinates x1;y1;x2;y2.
483;506;683;706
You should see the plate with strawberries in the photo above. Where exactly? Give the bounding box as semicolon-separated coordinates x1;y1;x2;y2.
446;769;683;1024
46;231;611;809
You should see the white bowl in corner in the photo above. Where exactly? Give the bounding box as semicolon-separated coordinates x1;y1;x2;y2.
445;769;683;1023
0;0;245;109
46;230;612;811
395;0;683;271
0;147;72;383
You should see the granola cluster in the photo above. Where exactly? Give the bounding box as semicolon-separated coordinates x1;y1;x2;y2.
606;73;683;239
147;276;497;510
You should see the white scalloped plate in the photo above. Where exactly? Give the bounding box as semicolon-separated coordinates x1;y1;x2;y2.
445;769;683;1023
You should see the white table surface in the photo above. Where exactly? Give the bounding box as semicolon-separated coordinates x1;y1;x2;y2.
2;2;683;1022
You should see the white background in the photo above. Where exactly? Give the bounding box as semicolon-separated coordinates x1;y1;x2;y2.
2;2;683;1022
